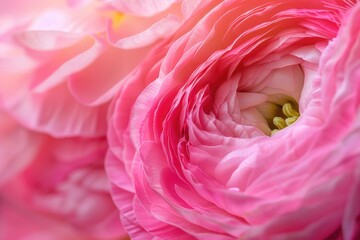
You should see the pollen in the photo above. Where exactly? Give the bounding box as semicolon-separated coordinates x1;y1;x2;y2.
271;102;299;136
111;12;125;30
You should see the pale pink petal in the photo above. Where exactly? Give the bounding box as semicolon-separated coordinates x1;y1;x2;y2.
67;0;92;7
0;0;65;19
26;5;107;35
0;39;109;137
108;14;181;49
1;84;109;137
106;0;178;17
106;0;203;49
16;31;86;51
31;39;102;92
67;44;154;105
0;112;42;185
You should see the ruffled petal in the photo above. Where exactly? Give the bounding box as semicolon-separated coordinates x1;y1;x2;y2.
0;112;42;185
106;0;178;17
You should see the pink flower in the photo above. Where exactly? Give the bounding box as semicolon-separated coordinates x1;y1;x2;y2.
0;0;183;238
1;134;127;239
0;0;198;138
0;0;208;239
107;0;360;239
0;106;127;239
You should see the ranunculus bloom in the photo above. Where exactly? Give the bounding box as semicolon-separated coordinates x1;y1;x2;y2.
0;133;126;239
0;109;126;239
107;0;360;239
0;0;200;138
0;0;183;238
0;0;206;239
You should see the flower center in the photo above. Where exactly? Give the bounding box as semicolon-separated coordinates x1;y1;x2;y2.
271;102;300;135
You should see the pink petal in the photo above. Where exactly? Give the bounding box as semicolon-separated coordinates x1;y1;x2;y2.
0;112;42;185
2;83;109;137
106;0;178;17
68;44;154;105
108;14;181;49
0;198;95;240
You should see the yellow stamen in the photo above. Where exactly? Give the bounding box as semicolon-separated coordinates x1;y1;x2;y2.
285;116;298;126
282;103;300;118
270;102;300;136
273;117;286;130
271;129;279;136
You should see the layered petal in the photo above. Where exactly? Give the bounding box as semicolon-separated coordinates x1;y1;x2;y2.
107;0;360;239
0;112;43;185
2;136;126;239
106;0;202;49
